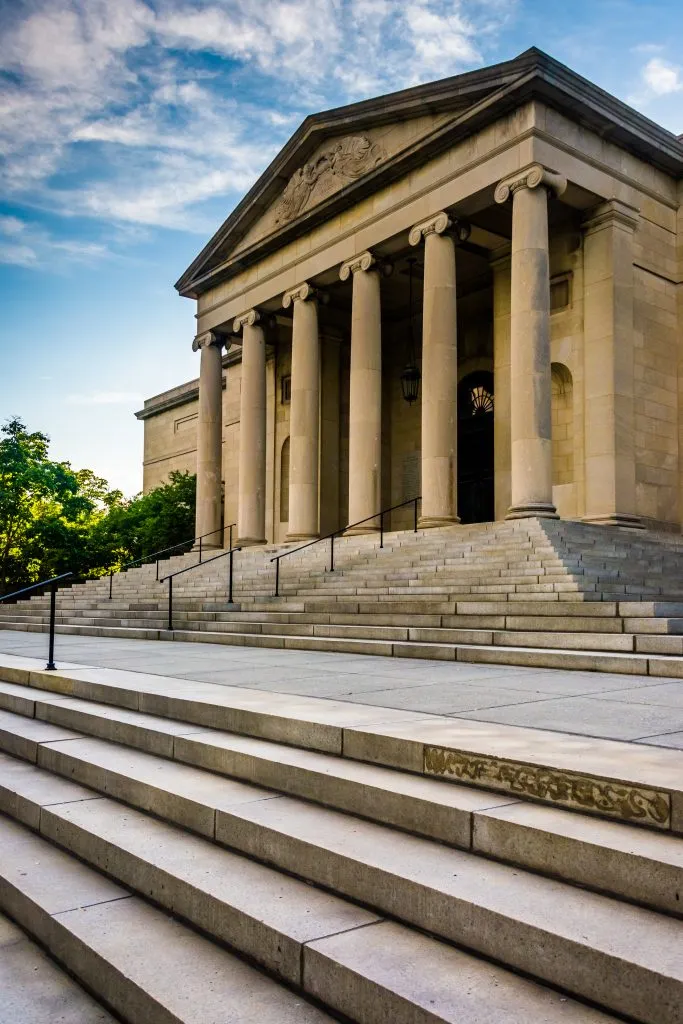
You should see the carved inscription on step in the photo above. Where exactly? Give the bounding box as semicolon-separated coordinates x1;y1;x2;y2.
275;135;386;226
424;746;671;828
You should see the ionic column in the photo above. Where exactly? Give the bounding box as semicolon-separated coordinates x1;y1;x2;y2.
192;330;224;547
233;309;266;545
282;283;320;540
409;212;460;527
340;251;382;531
494;163;567;519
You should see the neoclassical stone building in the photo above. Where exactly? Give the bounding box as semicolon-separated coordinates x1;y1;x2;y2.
136;48;683;547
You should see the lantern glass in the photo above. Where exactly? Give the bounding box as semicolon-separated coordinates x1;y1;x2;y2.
400;363;420;404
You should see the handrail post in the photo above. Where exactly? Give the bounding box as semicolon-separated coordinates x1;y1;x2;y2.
228;547;234;604
380;510;384;549
229;524;233;551
414;496;418;532
168;577;173;631
46;583;57;671
109;572;113;600
199;535;202;564
275;557;280;597
156;558;160;581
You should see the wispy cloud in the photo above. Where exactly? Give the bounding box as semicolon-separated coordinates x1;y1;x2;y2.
0;0;516;236
0;214;109;268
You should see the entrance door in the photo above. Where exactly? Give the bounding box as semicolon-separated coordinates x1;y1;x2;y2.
457;371;494;523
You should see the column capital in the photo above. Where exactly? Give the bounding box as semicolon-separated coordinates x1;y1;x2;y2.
339;250;376;280
192;330;223;352
409;212;471;246
494;163;567;204
282;282;316;308
582;198;640;236
232;309;261;333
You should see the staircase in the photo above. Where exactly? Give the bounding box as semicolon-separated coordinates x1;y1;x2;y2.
0;655;680;1023
5;518;683;673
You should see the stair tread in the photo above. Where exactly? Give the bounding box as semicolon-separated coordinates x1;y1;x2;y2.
0;815;332;1024
0;762;621;1024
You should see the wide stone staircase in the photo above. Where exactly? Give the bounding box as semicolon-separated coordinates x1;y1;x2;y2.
6;517;683;673
0;653;680;1023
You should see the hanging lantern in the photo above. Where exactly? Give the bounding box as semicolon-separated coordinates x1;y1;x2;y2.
401;257;421;405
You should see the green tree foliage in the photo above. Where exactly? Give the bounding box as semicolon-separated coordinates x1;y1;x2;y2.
0;418;196;591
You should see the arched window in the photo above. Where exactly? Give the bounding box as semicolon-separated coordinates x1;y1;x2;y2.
551;363;573;485
279;437;290;522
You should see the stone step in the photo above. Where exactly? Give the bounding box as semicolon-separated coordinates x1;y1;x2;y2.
0;683;679;915
1;659;679;832
0;815;333;1024
0;720;677;1023
0;909;117;1023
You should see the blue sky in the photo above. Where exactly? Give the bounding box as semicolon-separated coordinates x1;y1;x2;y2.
1;0;682;496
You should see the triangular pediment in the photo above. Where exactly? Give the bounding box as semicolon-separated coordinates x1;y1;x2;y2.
232;114;457;256
177;48;683;298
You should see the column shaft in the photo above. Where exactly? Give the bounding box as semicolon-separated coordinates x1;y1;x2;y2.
195;336;223;546
419;228;459;526
237;320;267;544
507;184;556;518
287;293;320;539
347;263;382;530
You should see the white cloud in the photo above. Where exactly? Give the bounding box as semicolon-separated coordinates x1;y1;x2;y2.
66;391;143;406
642;57;683;96
0;214;109;268
0;0;516;234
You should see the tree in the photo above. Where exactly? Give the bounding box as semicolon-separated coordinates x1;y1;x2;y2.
0;417;196;591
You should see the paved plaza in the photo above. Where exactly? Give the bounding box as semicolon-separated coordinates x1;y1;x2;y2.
2;629;681;748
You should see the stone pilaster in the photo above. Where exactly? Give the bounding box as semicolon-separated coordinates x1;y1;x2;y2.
282;283;320;540
233;309;267;545
495;163;566;520
582;199;642;527
409;212;461;527
192;330;224;547
340;251;383;531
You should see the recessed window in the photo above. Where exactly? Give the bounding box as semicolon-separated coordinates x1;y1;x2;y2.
550;275;571;312
281;375;291;404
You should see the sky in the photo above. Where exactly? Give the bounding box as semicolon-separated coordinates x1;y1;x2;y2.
1;0;682;497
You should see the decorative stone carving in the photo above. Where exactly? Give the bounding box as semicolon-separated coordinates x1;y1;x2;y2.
282;282;316;308
494;163;567;204
192;330;223;352
339;251;376;281
423;746;671;828
233;309;261;333
274;135;386;226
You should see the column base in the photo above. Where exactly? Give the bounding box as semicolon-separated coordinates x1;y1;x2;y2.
237;536;267;547
505;502;558;521
582;513;644;530
418;515;461;529
286;532;320;542
192;540;222;552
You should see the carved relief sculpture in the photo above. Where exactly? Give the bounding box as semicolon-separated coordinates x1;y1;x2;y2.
274;135;386;226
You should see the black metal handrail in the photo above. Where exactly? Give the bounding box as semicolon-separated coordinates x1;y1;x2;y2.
0;572;74;671
270;496;421;596
160;544;242;630
108;523;235;599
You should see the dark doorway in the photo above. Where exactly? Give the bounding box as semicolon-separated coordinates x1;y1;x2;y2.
458;371;494;523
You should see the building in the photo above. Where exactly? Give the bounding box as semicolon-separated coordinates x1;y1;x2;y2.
136;47;683;548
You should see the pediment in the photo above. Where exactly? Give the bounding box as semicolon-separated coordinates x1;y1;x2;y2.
232;114;455;257
177;47;683;298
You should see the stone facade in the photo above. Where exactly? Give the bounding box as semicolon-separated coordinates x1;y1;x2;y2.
137;48;683;545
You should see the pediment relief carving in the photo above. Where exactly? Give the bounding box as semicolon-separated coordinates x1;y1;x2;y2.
274;134;386;226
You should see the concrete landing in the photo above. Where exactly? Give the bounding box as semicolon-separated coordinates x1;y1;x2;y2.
1;629;681;748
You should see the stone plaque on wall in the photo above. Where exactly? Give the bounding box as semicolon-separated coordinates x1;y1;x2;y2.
402;451;421;502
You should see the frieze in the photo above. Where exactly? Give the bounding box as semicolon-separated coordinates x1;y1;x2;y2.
423;746;671;828
274;135;386;227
